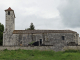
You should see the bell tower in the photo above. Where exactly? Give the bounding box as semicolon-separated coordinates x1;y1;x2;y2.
3;7;15;46
5;7;15;32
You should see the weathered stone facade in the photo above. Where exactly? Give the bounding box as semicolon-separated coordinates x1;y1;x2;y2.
3;7;79;51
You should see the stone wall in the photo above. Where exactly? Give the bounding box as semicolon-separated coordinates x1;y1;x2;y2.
12;33;78;46
3;32;78;48
0;46;53;51
63;46;80;50
0;46;80;51
0;46;65;51
78;37;80;45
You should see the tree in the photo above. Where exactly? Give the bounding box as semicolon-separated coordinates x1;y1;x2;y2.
25;23;35;30
0;23;4;45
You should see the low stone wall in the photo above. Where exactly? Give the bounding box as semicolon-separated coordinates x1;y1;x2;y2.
63;46;80;50
0;46;80;51
0;46;53;51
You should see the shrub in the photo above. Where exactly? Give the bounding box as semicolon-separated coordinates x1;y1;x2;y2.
3;49;8;51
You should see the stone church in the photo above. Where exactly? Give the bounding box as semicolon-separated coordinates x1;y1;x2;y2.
3;7;80;47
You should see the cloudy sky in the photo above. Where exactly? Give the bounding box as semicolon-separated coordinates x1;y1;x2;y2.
0;0;80;36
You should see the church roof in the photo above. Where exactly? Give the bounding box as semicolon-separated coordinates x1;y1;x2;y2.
13;30;77;34
5;7;13;11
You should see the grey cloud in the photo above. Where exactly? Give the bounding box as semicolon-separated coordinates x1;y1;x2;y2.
15;15;63;30
58;0;80;28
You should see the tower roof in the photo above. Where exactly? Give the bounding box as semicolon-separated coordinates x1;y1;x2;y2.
5;7;14;11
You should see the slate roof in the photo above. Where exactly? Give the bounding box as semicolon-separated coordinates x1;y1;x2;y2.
13;30;77;34
5;7;13;11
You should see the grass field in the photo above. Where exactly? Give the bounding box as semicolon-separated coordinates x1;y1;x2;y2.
0;49;80;60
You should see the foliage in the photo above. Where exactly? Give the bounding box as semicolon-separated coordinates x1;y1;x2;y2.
29;41;35;45
0;50;80;60
0;23;4;45
25;23;35;30
3;49;8;51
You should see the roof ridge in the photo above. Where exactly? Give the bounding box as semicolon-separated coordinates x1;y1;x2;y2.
5;7;13;11
13;30;77;34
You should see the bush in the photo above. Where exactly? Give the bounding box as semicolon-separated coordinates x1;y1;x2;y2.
3;49;8;51
29;41;35;45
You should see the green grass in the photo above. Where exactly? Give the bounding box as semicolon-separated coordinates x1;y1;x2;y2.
0;49;80;60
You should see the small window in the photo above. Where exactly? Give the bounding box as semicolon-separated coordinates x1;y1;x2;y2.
8;11;10;15
62;36;65;40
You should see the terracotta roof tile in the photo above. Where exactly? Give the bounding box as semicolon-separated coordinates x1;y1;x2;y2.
13;30;77;34
5;7;13;11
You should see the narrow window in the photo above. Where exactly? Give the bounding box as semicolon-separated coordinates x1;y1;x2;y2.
8;11;10;15
62;36;65;40
40;39;43;45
